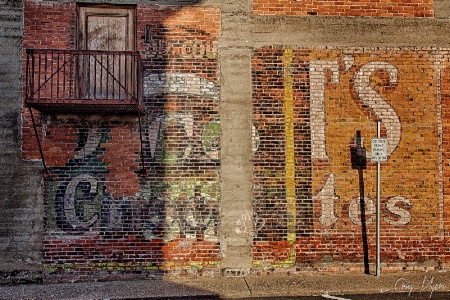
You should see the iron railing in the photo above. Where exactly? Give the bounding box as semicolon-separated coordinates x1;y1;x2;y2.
25;49;144;114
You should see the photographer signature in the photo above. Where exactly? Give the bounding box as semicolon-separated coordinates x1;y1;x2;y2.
395;276;446;298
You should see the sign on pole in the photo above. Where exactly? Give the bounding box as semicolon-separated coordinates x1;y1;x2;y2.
372;121;386;277
371;138;387;162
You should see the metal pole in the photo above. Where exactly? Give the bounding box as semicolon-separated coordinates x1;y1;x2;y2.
376;120;381;277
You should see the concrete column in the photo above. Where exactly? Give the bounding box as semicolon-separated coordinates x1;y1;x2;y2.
219;48;254;274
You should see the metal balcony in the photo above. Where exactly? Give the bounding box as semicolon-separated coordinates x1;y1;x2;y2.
25;49;144;115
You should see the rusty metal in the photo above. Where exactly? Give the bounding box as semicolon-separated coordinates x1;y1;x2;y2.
28;106;51;177
25;49;147;174
25;49;144;115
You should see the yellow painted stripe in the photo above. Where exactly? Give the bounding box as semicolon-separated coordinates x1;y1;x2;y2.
284;46;296;245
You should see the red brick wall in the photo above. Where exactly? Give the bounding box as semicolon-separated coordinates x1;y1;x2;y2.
22;1;75;161
23;1;75;49
23;0;221;282
252;0;434;17
135;4;221;278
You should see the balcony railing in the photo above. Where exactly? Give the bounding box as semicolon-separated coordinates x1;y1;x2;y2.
25;49;144;115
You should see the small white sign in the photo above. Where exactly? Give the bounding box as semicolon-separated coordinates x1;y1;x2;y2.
371;138;388;162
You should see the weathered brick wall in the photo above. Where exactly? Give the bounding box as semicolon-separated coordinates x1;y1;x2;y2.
22;0;221;282
440;52;450;265
252;46;445;272
252;0;434;17
12;0;450;284
22;0;75;161
136;4;221;276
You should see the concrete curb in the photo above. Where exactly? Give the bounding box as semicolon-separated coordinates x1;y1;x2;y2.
0;271;449;299
170;271;450;298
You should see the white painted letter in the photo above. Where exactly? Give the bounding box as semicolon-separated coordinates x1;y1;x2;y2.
349;196;375;226
384;196;412;225
354;62;401;158
63;174;99;229
310;61;340;160
314;174;339;226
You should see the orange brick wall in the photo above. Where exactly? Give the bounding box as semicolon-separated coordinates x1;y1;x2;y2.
252;46;446;272
441;52;450;250
252;0;434;17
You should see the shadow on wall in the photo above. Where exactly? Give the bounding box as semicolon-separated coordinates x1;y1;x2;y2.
350;130;369;274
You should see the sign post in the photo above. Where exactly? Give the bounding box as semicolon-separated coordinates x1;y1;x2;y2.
371;121;387;277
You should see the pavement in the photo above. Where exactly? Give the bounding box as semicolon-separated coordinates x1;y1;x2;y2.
0;270;450;300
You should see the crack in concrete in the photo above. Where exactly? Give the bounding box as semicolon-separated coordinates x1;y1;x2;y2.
243;277;253;296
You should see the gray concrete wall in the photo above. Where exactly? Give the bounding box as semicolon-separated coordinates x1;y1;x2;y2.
0;0;43;284
435;0;450;19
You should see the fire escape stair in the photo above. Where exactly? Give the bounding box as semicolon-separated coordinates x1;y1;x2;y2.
25;49;147;176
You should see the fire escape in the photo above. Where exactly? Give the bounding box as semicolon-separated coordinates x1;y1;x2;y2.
25;49;146;175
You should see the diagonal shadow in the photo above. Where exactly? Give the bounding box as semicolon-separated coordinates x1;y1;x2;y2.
350;130;370;275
